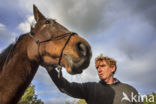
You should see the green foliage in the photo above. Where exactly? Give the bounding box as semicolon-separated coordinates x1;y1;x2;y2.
77;99;87;104
65;99;87;104
143;93;156;104
18;84;44;104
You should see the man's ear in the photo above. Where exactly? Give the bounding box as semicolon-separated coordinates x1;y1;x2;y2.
33;4;46;22
111;66;116;73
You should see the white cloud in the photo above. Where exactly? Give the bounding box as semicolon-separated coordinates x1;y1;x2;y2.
44;97;65;104
43;96;78;104
0;24;5;28
0;23;17;50
0;23;11;42
0;26;17;55
17;16;35;33
6;0;120;35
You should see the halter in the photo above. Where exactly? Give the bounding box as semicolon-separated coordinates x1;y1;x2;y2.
29;32;76;78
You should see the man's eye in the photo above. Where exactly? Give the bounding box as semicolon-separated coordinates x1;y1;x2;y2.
45;20;51;24
101;65;105;67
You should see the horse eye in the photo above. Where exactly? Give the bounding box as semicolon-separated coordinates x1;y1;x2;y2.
45;20;51;24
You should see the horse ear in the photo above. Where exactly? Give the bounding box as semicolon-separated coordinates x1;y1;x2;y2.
33;5;46;22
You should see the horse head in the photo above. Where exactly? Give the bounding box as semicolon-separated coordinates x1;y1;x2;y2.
27;5;92;74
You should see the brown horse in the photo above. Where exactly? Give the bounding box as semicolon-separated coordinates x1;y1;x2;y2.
0;5;92;104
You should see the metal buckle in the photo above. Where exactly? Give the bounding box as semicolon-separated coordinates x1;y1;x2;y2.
57;65;62;78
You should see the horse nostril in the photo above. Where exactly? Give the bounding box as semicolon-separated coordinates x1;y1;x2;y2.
76;42;87;56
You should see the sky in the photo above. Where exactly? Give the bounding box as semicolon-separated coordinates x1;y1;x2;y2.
0;0;156;103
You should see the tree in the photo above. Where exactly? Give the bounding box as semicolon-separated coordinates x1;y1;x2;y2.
77;99;87;104
18;84;44;104
143;93;156;104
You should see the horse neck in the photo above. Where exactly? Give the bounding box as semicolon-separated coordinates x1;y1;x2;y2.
0;37;39;104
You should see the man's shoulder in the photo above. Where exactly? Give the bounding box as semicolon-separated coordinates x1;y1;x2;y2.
119;82;136;89
118;82;138;93
79;81;102;88
82;81;99;85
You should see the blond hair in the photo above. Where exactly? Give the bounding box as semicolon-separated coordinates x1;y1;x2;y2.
95;54;117;74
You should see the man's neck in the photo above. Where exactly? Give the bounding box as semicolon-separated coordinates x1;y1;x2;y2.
104;76;114;84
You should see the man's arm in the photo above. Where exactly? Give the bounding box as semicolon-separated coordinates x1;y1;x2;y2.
47;69;89;99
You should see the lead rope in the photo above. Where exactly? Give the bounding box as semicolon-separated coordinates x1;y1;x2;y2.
56;32;74;78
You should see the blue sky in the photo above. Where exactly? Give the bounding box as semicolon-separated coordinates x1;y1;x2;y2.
0;0;156;103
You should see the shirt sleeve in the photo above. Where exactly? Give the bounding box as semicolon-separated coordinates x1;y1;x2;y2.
47;69;89;100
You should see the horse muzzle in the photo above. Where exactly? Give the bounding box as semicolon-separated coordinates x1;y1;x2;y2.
64;41;92;74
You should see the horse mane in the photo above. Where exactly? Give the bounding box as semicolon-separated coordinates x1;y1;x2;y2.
0;34;27;72
0;22;37;72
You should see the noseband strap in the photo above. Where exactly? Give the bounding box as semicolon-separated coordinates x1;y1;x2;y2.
57;32;75;78
29;32;76;78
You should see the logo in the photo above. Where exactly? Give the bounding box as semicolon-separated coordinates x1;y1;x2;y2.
121;92;131;102
121;92;155;103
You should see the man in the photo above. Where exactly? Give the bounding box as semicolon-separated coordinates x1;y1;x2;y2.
48;54;142;104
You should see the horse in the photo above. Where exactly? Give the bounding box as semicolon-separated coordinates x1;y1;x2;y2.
0;5;92;104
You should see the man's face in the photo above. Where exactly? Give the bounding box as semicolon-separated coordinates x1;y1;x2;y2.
96;61;115;80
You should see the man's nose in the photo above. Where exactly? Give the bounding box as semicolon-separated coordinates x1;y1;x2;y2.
97;67;102;72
